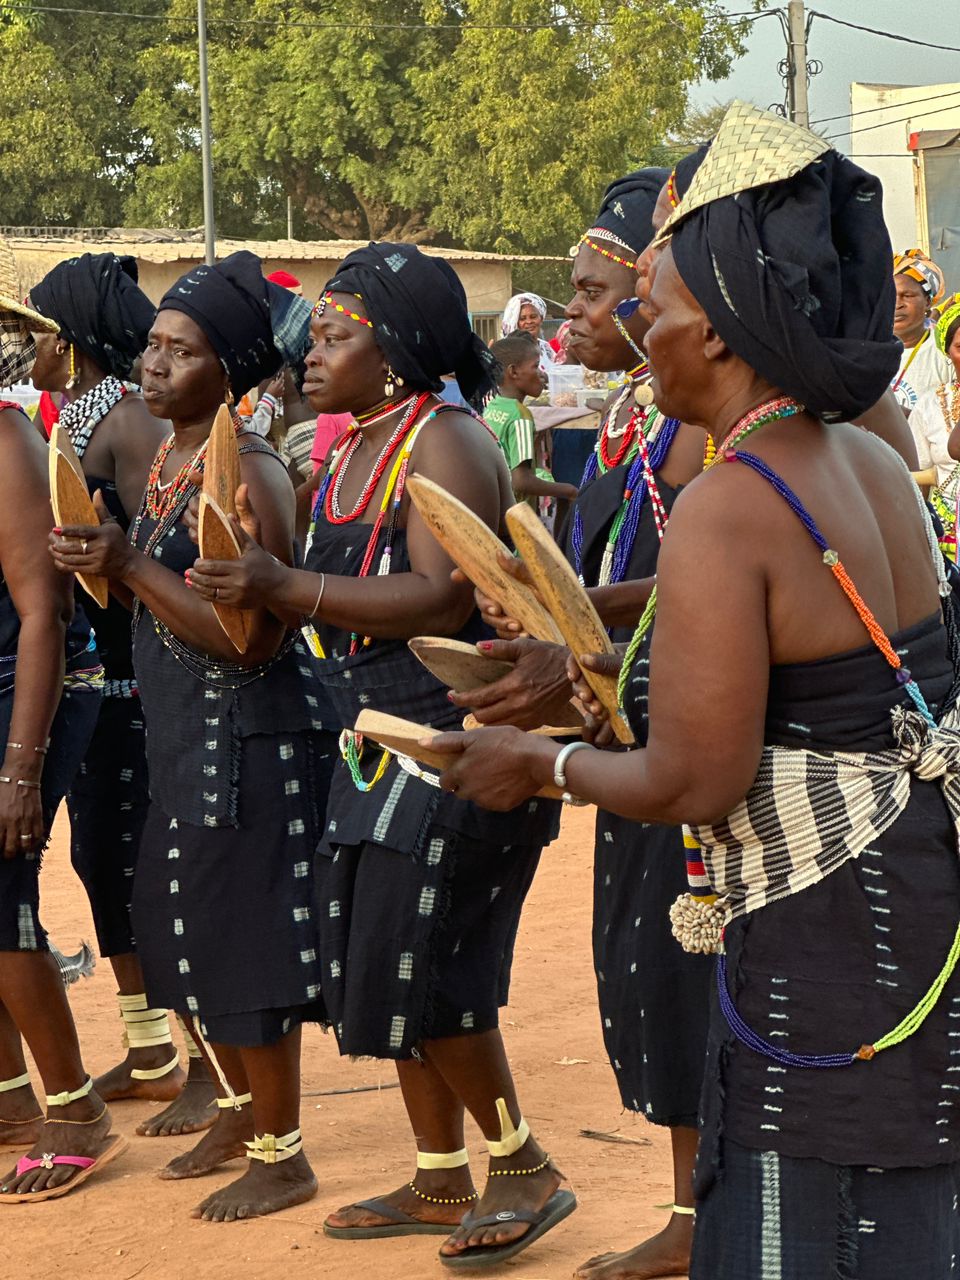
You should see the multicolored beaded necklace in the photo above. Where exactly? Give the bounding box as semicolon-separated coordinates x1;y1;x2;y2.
618;394;960;1070
314;393;435;659
133;408;243;537
324;393;424;525
616;395;805;705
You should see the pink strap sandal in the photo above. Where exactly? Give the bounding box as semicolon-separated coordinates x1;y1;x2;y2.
0;1134;127;1203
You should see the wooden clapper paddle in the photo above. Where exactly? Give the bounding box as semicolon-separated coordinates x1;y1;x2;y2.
408;637;514;691
505;502;635;745
197;404;250;654
406;475;564;644
409;637;583;737
48;424;109;608
354;709;568;799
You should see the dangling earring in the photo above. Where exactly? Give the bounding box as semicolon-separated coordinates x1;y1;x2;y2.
384;367;404;400
65;344;80;390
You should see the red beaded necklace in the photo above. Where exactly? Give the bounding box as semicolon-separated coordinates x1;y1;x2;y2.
142;411;242;523
325;393;431;526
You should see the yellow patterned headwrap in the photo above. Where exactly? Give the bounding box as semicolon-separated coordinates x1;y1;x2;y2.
934;293;960;356
893;249;946;304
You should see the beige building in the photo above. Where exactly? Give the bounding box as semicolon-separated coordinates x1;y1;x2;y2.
6;233;561;346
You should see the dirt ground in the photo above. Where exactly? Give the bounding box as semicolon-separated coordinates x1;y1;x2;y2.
5;805;679;1280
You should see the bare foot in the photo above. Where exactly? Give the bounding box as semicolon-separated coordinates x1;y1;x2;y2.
575;1214;694;1280
191;1151;318;1222
439;1138;562;1259
0;1081;44;1149
323;1168;477;1234
95;1047;185;1103
137;1060;217;1138
158;1104;252;1180
0;1091;114;1197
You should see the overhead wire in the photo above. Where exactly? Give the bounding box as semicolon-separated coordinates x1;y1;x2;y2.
0;1;767;30
808;10;960;55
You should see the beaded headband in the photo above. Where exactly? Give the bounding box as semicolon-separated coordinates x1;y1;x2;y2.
574;228;639;272
314;291;373;329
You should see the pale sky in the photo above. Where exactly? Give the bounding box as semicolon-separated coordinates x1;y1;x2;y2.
691;0;960;150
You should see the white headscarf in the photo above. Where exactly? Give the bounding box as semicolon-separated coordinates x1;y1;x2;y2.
501;292;547;337
501;293;554;366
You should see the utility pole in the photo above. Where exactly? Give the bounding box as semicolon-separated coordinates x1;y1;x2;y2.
197;0;216;265
787;0;810;128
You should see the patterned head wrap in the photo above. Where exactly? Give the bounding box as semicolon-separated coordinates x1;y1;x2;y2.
935;293;960;357
576;168;669;270
893;249;945;304
31;252;154;381
0;313;42;390
160;251;313;395
326;242;500;411
658;102;900;421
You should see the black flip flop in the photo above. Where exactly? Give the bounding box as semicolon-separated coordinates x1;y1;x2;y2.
439;1188;578;1268
323;1196;456;1239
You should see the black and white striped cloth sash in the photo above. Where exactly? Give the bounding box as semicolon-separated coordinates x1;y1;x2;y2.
688;700;960;925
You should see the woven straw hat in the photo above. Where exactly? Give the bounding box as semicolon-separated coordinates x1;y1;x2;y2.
654;100;832;245
0;238;58;332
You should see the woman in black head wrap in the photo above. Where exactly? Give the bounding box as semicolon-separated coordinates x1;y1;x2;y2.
453;166;714;1280
28;254;179;1115
184;242;574;1267
49;250;338;1223
421;104;960;1278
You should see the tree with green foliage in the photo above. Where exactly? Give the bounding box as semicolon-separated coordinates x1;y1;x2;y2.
0;0;153;226
0;0;752;249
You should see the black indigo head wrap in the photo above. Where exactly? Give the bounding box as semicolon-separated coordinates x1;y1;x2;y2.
673;145;709;201
160;250;313;396
324;243;499;411
588;167;669;258
31;252;154;381
670;152;900;421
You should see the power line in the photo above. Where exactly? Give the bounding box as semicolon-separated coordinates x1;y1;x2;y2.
827;97;960;143
809;10;960;55
811;87;960;128
0;2;766;30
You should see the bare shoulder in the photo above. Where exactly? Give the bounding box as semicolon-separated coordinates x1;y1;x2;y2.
0;406;47;470
412;407;502;469
98;393;166;446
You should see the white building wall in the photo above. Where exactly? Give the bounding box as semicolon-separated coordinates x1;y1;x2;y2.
850;81;960;252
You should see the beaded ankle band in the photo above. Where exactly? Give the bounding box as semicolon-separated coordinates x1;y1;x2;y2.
408;1182;478;1205
488;1155;550;1177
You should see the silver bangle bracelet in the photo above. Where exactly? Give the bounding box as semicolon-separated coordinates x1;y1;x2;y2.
553;740;592;791
310;573;326;619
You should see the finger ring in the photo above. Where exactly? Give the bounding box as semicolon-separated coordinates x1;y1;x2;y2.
214;587;219;600
18;834;31;844
81;540;88;554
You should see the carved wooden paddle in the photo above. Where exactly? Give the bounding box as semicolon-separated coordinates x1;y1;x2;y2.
505;501;634;745
406;474;563;644
354;709;568;799
198;406;250;654
48;431;109;608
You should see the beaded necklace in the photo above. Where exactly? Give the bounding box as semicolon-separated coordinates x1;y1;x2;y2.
325;394;428;525
59;374;128;461
616;396;804;706
315;394;432;657
615;394;958;1071
131;410;242;547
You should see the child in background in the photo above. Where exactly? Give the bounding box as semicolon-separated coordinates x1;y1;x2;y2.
486;332;578;507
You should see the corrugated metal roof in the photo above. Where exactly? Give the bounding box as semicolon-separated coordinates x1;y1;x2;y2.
6;234;564;265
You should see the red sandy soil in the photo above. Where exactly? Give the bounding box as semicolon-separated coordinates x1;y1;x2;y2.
5;806;679;1280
